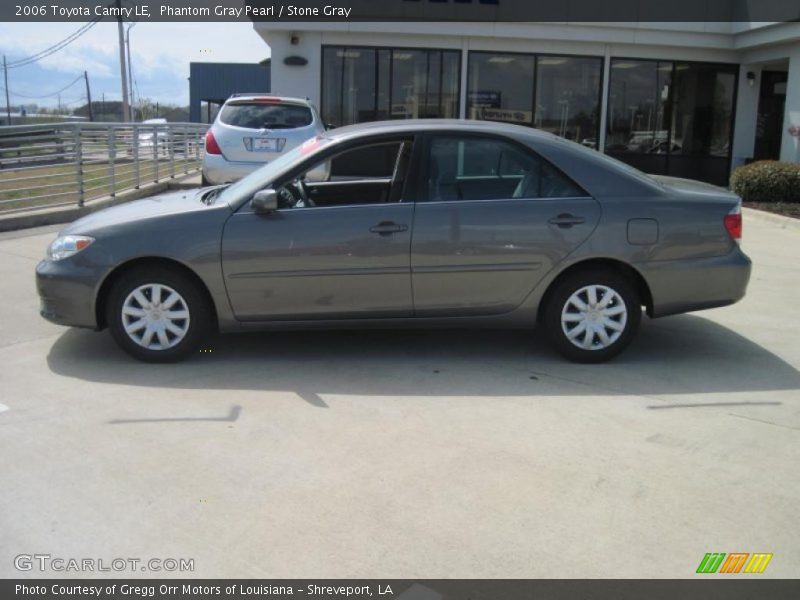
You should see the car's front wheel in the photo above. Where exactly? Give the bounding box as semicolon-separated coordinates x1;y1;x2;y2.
543;269;641;363
106;266;212;362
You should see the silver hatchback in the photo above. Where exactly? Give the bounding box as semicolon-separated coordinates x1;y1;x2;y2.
201;94;325;185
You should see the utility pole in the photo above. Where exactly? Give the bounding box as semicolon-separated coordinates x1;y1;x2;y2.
84;71;94;121
116;0;130;122
3;55;10;124
125;22;135;118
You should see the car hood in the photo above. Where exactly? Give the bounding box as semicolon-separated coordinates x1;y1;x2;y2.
649;175;738;198
62;189;225;235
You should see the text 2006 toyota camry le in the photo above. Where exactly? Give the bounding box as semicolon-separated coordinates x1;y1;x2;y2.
36;120;751;363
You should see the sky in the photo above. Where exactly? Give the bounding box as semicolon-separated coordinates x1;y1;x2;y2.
0;22;270;109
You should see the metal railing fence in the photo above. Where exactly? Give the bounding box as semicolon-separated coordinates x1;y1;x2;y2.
0;122;208;214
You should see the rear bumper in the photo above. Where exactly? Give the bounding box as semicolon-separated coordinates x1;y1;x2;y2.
36;259;101;329
638;246;752;318
201;154;265;185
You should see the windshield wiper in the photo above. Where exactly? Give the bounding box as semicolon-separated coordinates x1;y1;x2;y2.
201;185;228;204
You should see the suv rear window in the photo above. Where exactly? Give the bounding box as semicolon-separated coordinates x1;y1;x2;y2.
219;102;313;129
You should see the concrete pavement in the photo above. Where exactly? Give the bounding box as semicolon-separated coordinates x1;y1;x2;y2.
0;211;798;578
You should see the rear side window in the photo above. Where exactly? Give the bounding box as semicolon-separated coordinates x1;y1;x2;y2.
219;102;313;129
427;135;588;201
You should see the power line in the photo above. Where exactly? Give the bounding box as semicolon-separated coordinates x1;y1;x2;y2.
6;19;101;69
58;96;88;106
7;74;84;99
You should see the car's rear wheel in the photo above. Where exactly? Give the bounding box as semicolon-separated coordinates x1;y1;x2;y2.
201;173;212;186
543;269;641;363
106;266;211;362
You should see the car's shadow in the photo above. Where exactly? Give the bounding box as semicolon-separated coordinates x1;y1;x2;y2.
46;314;800;404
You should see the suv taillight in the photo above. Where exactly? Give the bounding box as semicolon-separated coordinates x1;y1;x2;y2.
205;130;222;155
724;206;742;241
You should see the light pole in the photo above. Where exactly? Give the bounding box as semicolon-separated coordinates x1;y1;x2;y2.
125;22;135;120
116;0;130;122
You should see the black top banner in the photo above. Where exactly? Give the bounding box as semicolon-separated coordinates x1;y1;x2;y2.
4;580;800;600
5;0;800;22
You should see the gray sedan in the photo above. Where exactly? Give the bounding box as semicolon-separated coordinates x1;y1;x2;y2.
36;120;751;363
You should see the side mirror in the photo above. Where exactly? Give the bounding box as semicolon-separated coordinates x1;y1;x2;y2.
251;189;278;213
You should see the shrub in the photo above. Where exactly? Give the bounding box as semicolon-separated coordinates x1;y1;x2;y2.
730;160;800;203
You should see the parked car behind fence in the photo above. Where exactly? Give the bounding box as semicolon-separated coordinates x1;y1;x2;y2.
201;94;325;185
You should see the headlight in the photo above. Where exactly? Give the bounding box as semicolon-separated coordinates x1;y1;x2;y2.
47;235;95;261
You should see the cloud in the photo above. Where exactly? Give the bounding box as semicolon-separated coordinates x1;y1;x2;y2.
0;21;269;107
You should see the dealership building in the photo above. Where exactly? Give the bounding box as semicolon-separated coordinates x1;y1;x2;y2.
253;20;800;185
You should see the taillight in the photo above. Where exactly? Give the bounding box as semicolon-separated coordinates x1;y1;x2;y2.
205;130;222;155
724;207;742;241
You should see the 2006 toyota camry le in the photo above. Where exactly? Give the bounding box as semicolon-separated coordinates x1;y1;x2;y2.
36;120;751;363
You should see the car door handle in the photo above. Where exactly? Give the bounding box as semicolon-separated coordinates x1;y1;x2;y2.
370;221;408;235
548;214;586;228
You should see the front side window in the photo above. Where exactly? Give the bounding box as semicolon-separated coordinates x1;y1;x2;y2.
219;102;313;129
274;140;412;209
426;136;586;202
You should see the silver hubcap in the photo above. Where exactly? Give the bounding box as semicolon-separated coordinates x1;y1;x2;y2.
121;283;190;350
561;284;627;351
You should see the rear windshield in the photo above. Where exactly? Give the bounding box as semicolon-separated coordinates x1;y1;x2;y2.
219;102;313;129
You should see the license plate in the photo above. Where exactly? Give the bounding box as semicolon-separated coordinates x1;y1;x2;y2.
252;138;279;152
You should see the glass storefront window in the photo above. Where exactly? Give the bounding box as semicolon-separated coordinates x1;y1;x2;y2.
321;47;386;127
606;60;672;154
467;52;602;146
391;49;429;119
535;56;602;148
669;63;736;158
467;53;535;125
605;58;737;185
321;46;460;127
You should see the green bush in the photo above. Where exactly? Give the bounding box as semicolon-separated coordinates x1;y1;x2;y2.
730;160;800;203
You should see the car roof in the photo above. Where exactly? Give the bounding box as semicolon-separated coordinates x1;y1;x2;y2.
322;119;561;142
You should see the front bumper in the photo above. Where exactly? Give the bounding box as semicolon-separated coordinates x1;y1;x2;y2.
639;246;752;318
36;259;102;329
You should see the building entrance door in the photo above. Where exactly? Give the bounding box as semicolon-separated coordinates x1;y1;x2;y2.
754;71;788;161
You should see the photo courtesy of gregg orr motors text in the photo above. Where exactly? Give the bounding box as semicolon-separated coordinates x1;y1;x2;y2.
14;584;388;597
13;554;194;573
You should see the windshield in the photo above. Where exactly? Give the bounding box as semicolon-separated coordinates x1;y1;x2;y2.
218;136;333;207
219;102;313;129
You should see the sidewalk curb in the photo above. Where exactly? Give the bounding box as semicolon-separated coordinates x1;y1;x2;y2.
0;172;202;233
743;207;800;231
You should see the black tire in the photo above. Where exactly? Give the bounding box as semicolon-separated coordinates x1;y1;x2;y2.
201;173;212;186
106;266;212;363
543;268;641;363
